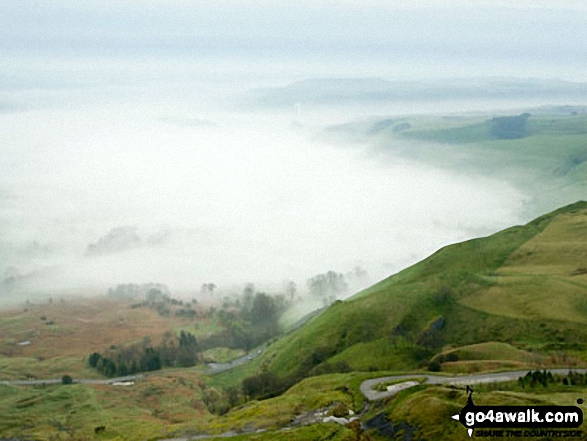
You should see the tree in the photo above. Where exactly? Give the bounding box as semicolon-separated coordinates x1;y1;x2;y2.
242;283;255;313
177;331;198;367
200;283;217;296
242;372;283;399
284;280;297;301
179;330;198;349
307;271;348;306
250;293;277;325
88;352;102;368
139;347;162;372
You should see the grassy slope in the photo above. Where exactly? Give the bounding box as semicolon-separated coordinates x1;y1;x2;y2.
0;369;376;440
0;371;214;440
3;203;587;439
235;201;587;382
0;297;215;381
379;382;587;441
359;112;587;214
194;201;587;440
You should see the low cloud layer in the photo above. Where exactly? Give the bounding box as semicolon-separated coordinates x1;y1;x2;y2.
0;81;533;301
0;1;584;303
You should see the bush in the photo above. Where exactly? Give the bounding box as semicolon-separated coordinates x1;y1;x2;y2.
242;372;286;400
332;402;349;418
427;360;441;372
445;352;459;362
61;375;73;385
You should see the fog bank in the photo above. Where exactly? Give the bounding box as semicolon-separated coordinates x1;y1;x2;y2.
2;0;585;302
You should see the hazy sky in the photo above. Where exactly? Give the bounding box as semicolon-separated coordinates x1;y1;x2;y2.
1;1;586;79
0;1;585;302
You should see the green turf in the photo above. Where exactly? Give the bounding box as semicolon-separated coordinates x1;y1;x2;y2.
233;202;587;382
4;198;587;439
399;113;587;144
362;112;587;210
372;382;587;441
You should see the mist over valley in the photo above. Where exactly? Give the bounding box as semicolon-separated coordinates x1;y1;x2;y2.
2;68;559;303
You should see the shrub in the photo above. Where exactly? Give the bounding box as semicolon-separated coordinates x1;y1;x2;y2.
427;360;441;372
61;375;73;385
332;402;349;418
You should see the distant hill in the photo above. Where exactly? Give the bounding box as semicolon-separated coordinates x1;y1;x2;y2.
320;111;587;220
246;77;587;108
257;201;587;380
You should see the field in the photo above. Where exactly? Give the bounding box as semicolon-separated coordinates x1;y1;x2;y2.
1;111;587;439
4;367;587;440
225;202;587;385
325;111;587;215
0;297;210;380
0;368;381;440
0;370;212;440
2;202;587;439
382;382;587;441
461;210;587;321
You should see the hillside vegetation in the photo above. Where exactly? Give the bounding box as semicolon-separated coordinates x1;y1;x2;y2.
324;111;587;215
242;201;587;383
2;202;587;439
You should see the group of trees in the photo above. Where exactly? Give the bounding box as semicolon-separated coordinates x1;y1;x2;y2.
96;271;360;387
307;270;348;306
490;113;530;139
108;283;171;300
88;331;200;377
130;287;199;318
200;283;217;296
518;370;587;388
241;345;351;400
518;370;555;388
201;289;288;351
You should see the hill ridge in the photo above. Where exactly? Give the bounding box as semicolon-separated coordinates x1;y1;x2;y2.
242;201;587;383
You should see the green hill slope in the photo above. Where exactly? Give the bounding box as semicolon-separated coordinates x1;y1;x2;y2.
324;111;587;216
254;201;587;382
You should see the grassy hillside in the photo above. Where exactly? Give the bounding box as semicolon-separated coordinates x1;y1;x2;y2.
239;201;587;382
324;111;587;215
376;380;587;441
399;113;587;144
0;371;206;439
0;297;214;381
3;202;587;440
0;368;376;440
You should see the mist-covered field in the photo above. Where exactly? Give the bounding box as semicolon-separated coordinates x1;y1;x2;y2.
1;0;586;303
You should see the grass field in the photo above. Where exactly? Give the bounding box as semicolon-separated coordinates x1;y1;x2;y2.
327;112;587;215
461;210;587;322
220;201;587;384
382;383;587;441
0;370;214;440
0;297;209;380
4;368;587;440
3;198;587;438
0;369;384;440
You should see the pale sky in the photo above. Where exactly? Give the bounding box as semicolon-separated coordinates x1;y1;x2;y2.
1;0;586;66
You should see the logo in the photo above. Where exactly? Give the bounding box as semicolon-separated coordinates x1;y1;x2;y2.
452;386;583;438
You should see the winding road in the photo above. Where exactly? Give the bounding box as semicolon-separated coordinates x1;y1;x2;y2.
0;374;147;387
3;362;586;404
0;344;267;387
3;364;587;441
360;368;587;401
